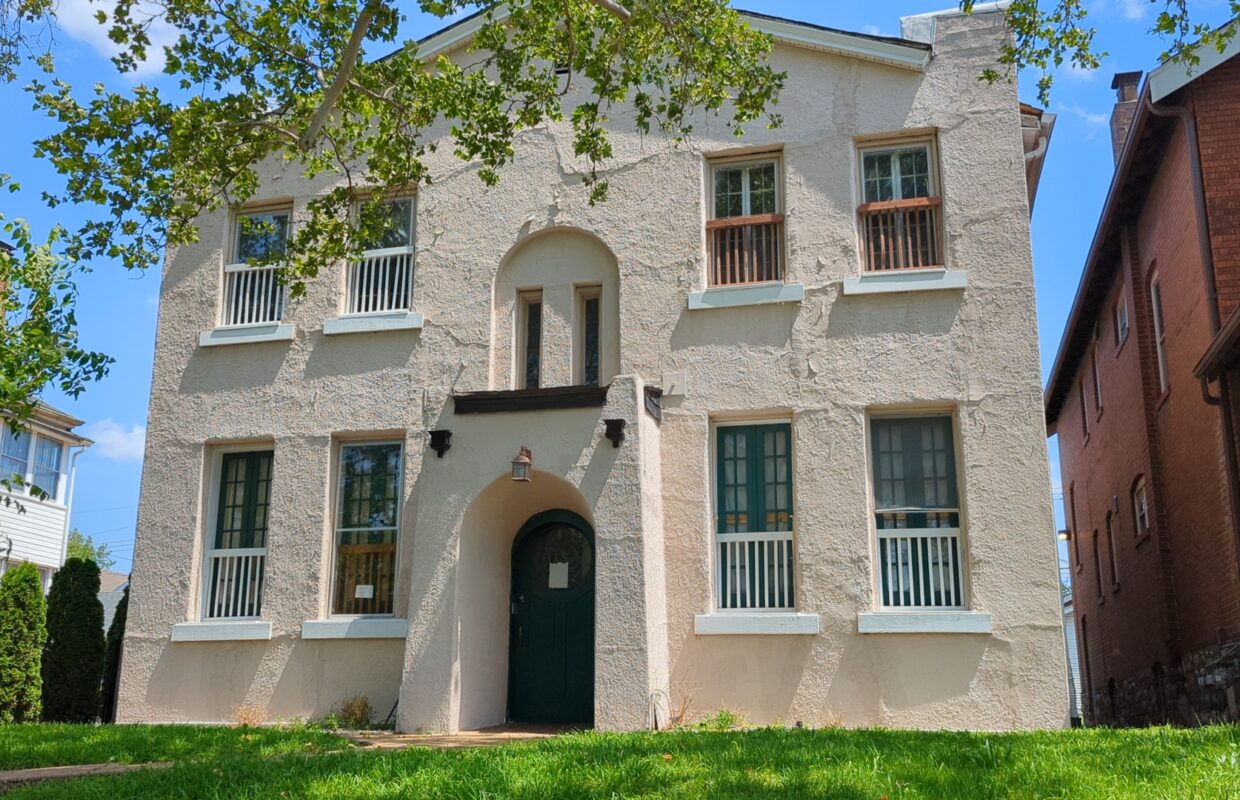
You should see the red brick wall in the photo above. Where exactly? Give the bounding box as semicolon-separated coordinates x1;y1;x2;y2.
1194;56;1240;322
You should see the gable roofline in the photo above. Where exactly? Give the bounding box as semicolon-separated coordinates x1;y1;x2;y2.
1149;21;1240;102
405;7;930;72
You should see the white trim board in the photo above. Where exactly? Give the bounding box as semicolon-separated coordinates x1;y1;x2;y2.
857;611;992;634
301;618;409;639
171;621;273;642
689;282;805;310
842;269;966;296
199;324;294;347
1149;26;1240;103
694;613;820;635
323;312;423;336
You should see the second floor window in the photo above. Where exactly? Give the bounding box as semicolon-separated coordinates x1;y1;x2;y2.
347;198;415;315
1133;480;1150;539
707;157;785;286
1;428;65;502
224;210;289;327
858;141;942;271
871;414;963;609
1114;293;1129;346
1150;276;1169;394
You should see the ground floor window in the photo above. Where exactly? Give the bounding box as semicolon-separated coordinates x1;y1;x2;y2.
714;422;794;610
333;441;402;615
870;414;964;609
204;450;271;619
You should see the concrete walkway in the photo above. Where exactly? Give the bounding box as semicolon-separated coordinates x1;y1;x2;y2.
0;762;172;791
346;723;577;751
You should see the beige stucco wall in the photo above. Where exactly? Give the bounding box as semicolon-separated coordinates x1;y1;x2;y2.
120;8;1066;731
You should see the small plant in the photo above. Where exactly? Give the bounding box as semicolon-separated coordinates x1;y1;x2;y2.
317;711;342;731
231;703;267;728
695;708;745;732
334;695;373;730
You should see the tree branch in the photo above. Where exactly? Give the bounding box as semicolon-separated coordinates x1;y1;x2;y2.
586;0;630;20
299;0;379;149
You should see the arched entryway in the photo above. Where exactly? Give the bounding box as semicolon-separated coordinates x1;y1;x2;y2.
508;510;595;725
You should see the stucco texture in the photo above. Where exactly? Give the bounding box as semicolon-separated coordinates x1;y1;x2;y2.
119;9;1065;731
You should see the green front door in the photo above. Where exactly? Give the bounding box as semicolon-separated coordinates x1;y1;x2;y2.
508;510;595;725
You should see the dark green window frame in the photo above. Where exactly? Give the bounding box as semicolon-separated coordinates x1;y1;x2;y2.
214;451;273;550
715;423;793;535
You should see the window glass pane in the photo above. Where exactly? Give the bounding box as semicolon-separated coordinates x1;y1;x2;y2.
898;147;931;198
714;167;744;218
524;300;542;389
582;295;600;386
1;428;30;481
339;443;401;530
215;451;273;550
32;438;63;500
366;199;413;250
761;426;791;531
336;442;401;615
863;152;894;203
749;163;777;215
236;212;289;262
718;429;748;533
871;417;959;529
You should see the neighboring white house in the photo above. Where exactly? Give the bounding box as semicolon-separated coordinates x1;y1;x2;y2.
0;402;91;592
120;6;1067;732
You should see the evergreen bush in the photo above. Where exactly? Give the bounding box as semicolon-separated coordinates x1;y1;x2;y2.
41;558;105;723
0;562;48;723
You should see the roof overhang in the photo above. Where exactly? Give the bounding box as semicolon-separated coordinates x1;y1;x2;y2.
1149;23;1240;103
411;7;931;72
1196;305;1240;380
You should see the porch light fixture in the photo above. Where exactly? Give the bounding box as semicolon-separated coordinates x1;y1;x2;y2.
603;419;626;448
511;446;533;482
429;429;452;458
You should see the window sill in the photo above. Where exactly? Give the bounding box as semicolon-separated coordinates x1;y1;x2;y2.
857;611;992;635
688;282;805;311
841;267;967;296
323;312;423;336
171;621;272;642
199;323;294;348
301;618;408;639
694;612;819;635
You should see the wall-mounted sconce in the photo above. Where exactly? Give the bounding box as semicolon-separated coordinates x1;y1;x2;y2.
429;430;452;458
604;419;626;448
1057;529;1070;542
511;446;533;482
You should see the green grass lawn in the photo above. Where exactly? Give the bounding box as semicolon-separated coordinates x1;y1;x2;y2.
0;723;349;771
4;725;1240;799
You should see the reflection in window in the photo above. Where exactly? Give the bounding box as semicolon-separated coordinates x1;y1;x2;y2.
521;292;543;390
334;442;402;615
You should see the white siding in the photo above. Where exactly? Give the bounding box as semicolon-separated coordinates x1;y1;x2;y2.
0;493;68;569
1063;603;1083;719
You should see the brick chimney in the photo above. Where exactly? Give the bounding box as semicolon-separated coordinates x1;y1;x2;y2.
1110;71;1142;165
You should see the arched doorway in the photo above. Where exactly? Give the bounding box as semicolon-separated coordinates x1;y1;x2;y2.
508;510;595;725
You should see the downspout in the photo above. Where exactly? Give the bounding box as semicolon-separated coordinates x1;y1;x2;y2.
1144;95;1240;578
1024;133;1048;163
57;443;89;568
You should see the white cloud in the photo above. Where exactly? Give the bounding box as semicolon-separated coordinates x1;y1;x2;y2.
1119;0;1149;21
861;24;891;37
1065;61;1098;82
84;419;146;462
1062;103;1107;126
55;0;178;77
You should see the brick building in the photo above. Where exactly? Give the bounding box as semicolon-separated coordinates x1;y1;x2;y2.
1045;39;1240;726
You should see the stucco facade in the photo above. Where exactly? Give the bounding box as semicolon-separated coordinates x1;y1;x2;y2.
119;6;1067;732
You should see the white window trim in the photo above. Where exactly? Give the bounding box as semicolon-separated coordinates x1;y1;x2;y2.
708;417;798;614
841;267;966;296
694;612;819;635
1114;295;1130;346
329;439;404;619
1151;276;1169;393
857;138;939;204
301;617;409;639
204;207;293;337
857;610;992;635
337;197;417;319
1;427;68;506
707;153;784;222
573;285;602;386
198;446;274;622
172;621;273;642
865;408;970;612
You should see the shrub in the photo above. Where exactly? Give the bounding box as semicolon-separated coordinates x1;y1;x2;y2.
334;695;373;729
0;562;48;723
100;582;128;723
41;558;105;723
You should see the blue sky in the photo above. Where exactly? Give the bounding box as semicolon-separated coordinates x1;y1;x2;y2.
3;0;1233;573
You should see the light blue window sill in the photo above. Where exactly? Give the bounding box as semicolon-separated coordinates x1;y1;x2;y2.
841;268;967;296
688;282;805;311
323;312;423;336
857;611;992;634
171;621;272;642
199;324;294;347
694;612;820;635
301;618;409;639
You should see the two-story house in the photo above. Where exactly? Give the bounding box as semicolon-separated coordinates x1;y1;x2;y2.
1046;38;1240;726
118;5;1066;732
1;402;91;592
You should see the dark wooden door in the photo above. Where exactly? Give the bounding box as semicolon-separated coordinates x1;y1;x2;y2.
508;511;595;725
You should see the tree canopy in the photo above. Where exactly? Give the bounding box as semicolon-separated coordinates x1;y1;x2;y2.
66;529;117;570
0;0;1236;420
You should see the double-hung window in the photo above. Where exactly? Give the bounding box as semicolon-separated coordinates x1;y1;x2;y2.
870;415;963;608
346;198;415;315
714;423;794;610
1114;293;1129;346
333;442;402;615
1;428;65;502
858;141;942;271
204;451;271;619
707;158;784;286
224;211;289;327
1133;480;1150;539
1150;276;1169;393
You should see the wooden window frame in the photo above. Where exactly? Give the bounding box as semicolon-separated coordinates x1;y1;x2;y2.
331;440;404;618
705;153;786;287
1133;479;1151;541
1150;275;1169;394
1079;378;1090;439
574;285;602;387
1113;292;1129;348
856;137;944;272
1091;347;1103;413
200;447;273;620
516;290;543;390
1105;511;1120;590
